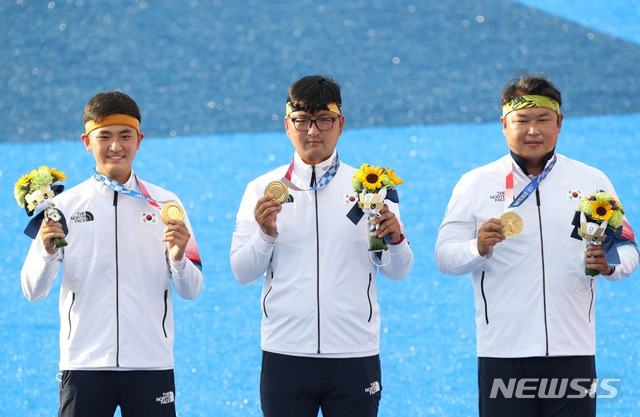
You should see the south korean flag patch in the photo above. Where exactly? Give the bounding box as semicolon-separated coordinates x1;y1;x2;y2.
344;193;358;205
566;190;583;201
140;211;159;224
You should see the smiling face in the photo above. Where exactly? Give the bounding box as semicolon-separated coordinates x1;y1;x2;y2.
501;107;563;175
81;124;143;183
284;109;344;166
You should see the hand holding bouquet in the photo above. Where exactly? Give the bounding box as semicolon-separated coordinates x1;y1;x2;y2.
574;190;624;276
14;166;68;249
351;164;403;251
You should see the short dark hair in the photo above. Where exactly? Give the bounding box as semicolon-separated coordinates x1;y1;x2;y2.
501;74;562;107
83;91;141;124
286;75;342;114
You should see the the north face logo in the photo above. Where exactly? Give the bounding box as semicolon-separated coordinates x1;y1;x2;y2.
365;381;381;395
70;211;94;223
156;391;175;405
490;191;505;202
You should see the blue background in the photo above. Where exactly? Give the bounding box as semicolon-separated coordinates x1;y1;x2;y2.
1;1;639;416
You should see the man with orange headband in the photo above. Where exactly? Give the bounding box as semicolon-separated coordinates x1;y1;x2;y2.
230;75;413;416
21;91;203;417
435;74;638;416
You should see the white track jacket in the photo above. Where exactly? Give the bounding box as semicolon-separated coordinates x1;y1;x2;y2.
21;172;203;370
435;153;638;357
230;151;414;357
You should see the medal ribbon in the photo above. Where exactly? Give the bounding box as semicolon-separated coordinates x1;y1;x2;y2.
281;154;341;191
92;170;169;208
505;154;557;210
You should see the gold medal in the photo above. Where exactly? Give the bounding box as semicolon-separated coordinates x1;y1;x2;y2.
264;180;289;204
160;201;185;224
500;211;523;237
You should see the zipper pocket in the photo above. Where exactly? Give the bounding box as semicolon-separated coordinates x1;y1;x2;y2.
67;292;76;340
480;271;489;324
367;273;373;323
263;271;273;318
162;289;168;338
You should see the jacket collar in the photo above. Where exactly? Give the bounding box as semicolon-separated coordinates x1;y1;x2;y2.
510;149;555;177
292;150;339;185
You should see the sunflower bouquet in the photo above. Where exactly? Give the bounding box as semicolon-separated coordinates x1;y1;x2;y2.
14;166;68;249
351;164;403;251
574;190;625;276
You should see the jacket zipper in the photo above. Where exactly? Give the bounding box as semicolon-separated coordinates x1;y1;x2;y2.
263;271;273;318
480;272;489;324
67;292;76;340
311;166;321;354
162;289;168;337
588;282;594;323
367;273;373;322
536;189;550;356
113;191;120;367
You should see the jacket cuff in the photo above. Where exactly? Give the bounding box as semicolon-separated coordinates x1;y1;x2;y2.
36;239;61;262
388;236;410;255
258;229;278;245
469;239;491;262
170;256;187;273
390;234;405;245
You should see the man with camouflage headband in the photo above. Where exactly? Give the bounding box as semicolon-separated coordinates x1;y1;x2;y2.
435;74;638;416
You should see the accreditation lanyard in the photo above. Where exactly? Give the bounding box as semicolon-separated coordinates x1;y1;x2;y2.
93;170;167;209
504;154;557;211
281;154;341;191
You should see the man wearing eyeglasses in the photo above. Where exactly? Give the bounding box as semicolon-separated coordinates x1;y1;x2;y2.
230;75;414;417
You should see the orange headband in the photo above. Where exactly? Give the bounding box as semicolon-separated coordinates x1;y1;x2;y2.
85;114;140;134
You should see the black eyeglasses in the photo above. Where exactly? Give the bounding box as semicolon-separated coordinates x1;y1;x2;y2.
288;116;339;131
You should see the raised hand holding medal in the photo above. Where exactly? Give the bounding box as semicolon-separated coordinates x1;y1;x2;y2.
161;201;185;224
499;211;523;237
264;181;289;204
253;181;286;238
160;201;191;262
